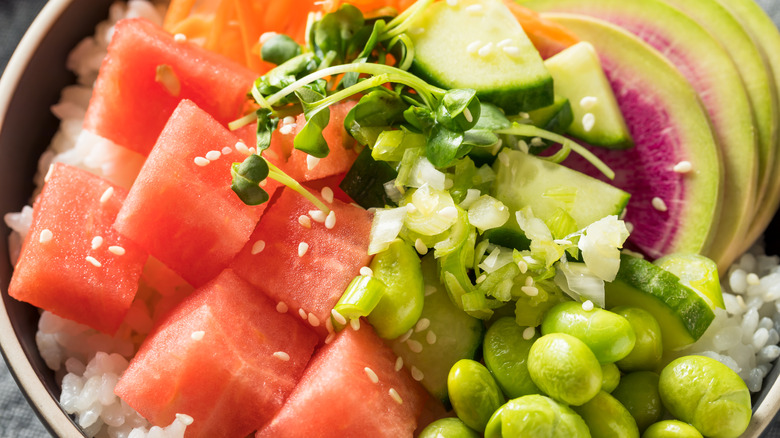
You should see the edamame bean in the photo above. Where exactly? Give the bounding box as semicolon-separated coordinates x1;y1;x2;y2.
418;417;479;438
612;306;663;372
572;390;639;438
601;362;620;393
484;394;590;438
448;359;505;432
542;301;636;363
642;420;703;438
483;317;539;398
658;355;751;438
611;371;664;433
528;333;602;406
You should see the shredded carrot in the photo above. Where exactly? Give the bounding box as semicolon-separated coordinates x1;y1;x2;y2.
503;0;579;59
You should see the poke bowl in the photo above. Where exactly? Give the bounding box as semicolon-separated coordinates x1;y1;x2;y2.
3;0;780;437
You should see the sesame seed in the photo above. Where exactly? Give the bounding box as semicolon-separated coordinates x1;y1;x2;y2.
625;222;634;234
39;229;53;244
308;313;321;327
524;276;534;287
205;150;221;161
389;388;403;405
331;308;347;326
251;240;266;255
673;161;693;173
325;333;336;344
463;107;473;123
326;316;334;334
248;147;256;154
191;331;205;341
194;156;210;167
580;96;598;109
108;246;126;256
522;326;535;340
259;31;277;44
395;356;404;372
85;256;101;267
517;260;528;273
260;179;267;187
530;137;545;147
299;308;308;319
747;273;761;285
360;266;373;277
325;211;336;229
478;42;493;57
235;141;250;154
307;155;320;170
364;367;379;383
100;187;114;204
475;274;487;284
426;331;437;345
582;300;595;311
279;124;295;135
350;318;361;331
91;236;104;250
466;40;483;54
411;366;424;381
414;239;428;255
407;339;423;353
276;302;288;313
651;197;668;212
44;164;54;182
497;38;513;48
321;187;334;203
273;351;291;361
521;286;538;297
283;116;296;125
309;210;327;223
465;3;483;13
298;242;309;257
424;285;437;296
502;46;521;57
174;33;187;42
397;329;414;343
298;215;312;228
221;146;233;155
176;414;194;426
582;113;596;132
439;206;458;220
415;318;431;332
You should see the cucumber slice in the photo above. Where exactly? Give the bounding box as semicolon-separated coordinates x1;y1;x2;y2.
527;95;574;134
654;253;725;310
391;254;484;404
491;149;630;231
605;254;715;351
408;0;553;113
544;41;632;148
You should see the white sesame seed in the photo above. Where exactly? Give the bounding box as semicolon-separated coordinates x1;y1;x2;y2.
191;331;205;341
414;239;428;255
309;210;327;223
582;300;595;311
235;141;250;154
205;150;221;161
91;236;104;250
307;155;320;170
476;274;487;284
277;302;288;313
502;46;521;57
364;367;379;383
522;326;535;340
221;146;233;155
44;164;54;183
582;113;596;132
279;124;295;135
298;215;312;228
39;229;53;244
424;285;437;296
398;329;414;343
298;242;309;257
248;147;256;154
463;107;473;123
174;33;187;42
321;187;334;203
360;266;373;277
326;316;334;334
325;332;336;344
259;31;277;44
478;42;493;57
299;308;308;319
411;366;424;381
747;273;761;286
108;246;126;256
350;318;361;331
497;38;513;48
524;276;534;287
517;260;528;274
100;187;114;204
426;331;437;345
439;206;458;220
331;308;348;326
407;339;423;353
521;286;539;297
466;40;483;54
395;356;404;372
651;197;668;212
580;96;598;109
465;3;483;13
283;116;296;125
251;240;266;255
194;156;210;167
85;256;101;267
673;161;693;173
325;211;336;229
308;313;321;327
415;318;431;332
389;388;403;404
176;414;194;426
260;179;267;187
530;137;545;148
273;351;291;361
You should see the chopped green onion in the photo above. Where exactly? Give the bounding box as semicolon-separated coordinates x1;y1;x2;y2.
334;275;385;320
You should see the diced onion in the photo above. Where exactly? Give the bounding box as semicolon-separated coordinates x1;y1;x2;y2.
578;215;629;281
368;206;408;255
467;195;509;231
555;259;605;307
407;157;446;190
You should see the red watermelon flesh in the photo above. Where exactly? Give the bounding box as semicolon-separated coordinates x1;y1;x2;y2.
230;187;372;337
303;173;355;204
8;163;147;334
256;324;427;438
83;18;256;157
114;99;280;287
115;269;318;438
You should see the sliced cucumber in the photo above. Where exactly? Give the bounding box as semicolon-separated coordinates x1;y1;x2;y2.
408;0;553;113
654;253;725;310
544;41;632;148
527;95;574;134
491;149;630;231
391;253;484;404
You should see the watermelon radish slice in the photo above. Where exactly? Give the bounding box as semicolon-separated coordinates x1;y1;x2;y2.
524;0;757;269
537;14;721;259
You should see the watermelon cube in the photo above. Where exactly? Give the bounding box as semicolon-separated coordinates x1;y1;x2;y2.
256;324;427;438
230;187;372;336
115;269;318;438
8;163;147;334
83;18;257;157
114;99;279;287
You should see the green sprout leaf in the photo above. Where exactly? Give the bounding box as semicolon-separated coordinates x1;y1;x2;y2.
294;86;331;158
255;108;278;152
231;154;270;205
313;4;365;62
435;88;481;132
426;124;468;168
261;34;302;66
344;87;408;145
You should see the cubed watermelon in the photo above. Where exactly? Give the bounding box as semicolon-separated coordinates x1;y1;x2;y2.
115;269;318;438
83;18;257;157
230;187;372;336
8;163;147;334
114;99;279;287
256;324;427;438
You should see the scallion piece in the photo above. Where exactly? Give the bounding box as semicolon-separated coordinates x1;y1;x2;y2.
334;275;385;320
